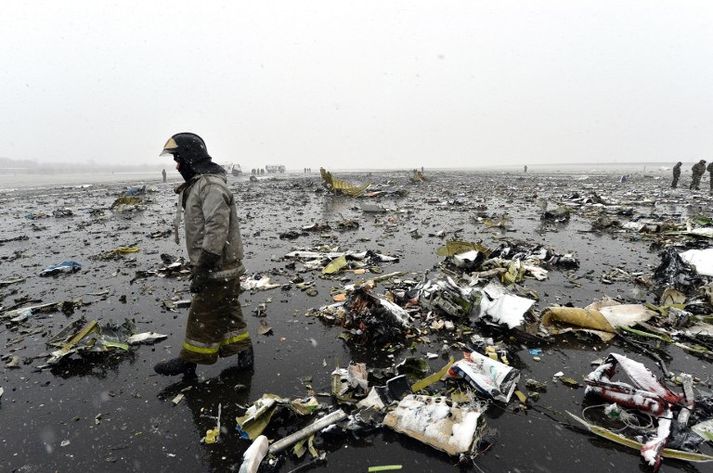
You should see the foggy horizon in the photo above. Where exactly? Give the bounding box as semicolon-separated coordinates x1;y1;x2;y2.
2;1;713;169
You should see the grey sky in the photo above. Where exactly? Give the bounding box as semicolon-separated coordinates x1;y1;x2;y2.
2;1;713;169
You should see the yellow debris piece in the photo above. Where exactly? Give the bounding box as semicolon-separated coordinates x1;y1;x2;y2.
320;167;370;197
203;427;220;444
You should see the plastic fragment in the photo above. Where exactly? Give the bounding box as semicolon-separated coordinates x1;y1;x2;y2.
203;428;219;444
292;438;307;458
127;332;168;345
238;435;269;473
307;434;318;458
257;320;273;335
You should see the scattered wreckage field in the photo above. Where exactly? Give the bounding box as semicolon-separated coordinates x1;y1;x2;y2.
1;170;713;473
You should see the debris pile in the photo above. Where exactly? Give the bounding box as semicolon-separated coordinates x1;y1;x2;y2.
3;170;713;472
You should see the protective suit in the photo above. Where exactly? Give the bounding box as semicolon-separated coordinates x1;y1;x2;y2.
690;160;706;190
155;133;252;375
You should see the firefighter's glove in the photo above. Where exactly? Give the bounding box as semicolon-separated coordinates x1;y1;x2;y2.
190;250;221;293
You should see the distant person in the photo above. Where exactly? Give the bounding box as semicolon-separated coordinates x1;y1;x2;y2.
671;162;682;188
162;168;167;183
524;165;528;173
690;159;706;190
154;132;252;376
708;161;713;192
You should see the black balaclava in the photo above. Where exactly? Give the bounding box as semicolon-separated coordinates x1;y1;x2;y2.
161;132;226;182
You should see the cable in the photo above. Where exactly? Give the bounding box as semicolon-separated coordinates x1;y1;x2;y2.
581;403;655;433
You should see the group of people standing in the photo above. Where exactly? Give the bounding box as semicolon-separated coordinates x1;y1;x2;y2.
671;160;713;190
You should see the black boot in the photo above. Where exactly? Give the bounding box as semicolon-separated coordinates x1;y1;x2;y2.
154;358;197;376
236;346;254;371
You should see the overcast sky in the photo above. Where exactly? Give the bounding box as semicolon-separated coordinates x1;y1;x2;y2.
2;1;713;169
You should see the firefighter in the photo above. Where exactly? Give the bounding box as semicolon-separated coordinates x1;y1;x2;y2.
154;132;252;376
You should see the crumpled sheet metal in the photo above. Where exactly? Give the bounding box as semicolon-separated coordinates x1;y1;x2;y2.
567;412;713;464
448;351;520;403
383;395;483;456
654;248;703;293
341;288;414;345
39;260;82;277
418;277;479;318
1;301;72;322
236;394;323;440
584;353;690;467
685;323;713;338
320;168;370;196
241;275;281;291
46;319;136;365
111;195;142;208
43;318;166;366
541;300;655;342
691;419;713;442
322;255;348;274
679;248;713;277
478;281;535;329
236;394;285;440
542;307;616;340
331;362;369;403
436;241;491;258
585;353;684;414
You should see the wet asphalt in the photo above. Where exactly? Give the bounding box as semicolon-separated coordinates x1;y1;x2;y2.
1;170;712;473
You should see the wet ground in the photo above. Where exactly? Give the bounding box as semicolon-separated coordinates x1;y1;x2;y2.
1;170;712;473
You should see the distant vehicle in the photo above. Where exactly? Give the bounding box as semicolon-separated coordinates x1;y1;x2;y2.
227;164;243;176
265;164;285;174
